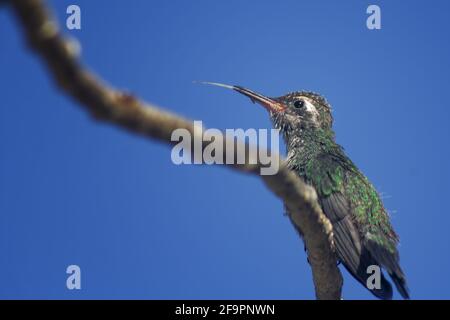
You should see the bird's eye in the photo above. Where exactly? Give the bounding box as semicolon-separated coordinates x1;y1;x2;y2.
293;99;305;109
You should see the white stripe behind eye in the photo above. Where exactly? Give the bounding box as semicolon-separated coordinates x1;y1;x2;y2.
302;98;320;124
304;99;319;114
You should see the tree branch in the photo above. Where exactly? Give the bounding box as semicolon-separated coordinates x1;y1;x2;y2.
6;0;343;299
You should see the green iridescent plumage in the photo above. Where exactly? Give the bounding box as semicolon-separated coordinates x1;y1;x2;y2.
300;129;397;253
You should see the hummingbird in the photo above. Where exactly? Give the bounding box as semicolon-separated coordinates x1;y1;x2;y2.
202;82;409;299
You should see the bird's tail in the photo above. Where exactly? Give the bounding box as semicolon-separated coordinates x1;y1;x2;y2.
390;272;410;299
343;249;394;300
365;240;410;299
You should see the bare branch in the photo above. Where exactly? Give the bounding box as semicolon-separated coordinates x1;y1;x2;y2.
6;0;343;299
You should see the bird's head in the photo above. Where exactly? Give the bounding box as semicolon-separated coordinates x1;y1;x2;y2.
201;82;334;141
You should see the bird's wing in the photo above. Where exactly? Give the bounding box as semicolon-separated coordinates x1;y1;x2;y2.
320;193;394;299
344;169;410;299
305;153;394;299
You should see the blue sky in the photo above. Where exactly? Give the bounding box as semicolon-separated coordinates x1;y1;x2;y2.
1;0;449;299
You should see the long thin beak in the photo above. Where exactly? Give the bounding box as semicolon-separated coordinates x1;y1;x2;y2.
198;81;286;113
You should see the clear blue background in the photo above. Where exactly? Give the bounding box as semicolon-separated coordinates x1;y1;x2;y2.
0;0;449;299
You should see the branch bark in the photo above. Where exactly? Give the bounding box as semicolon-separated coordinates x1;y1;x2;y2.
6;0;343;299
